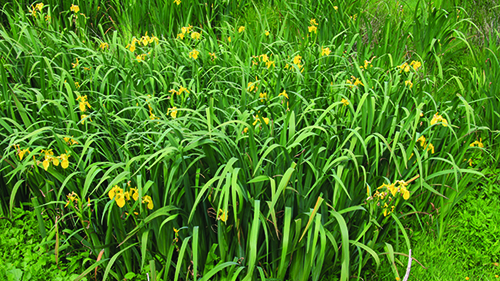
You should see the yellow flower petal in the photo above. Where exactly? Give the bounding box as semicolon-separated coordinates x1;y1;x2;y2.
115;193;126;208
130;187;139;201
403;189;410;200
109;185;120;199
19;149;30;160
42;159;50;171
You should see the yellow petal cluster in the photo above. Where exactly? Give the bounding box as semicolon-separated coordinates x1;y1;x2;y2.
430;112;448;127
169;86;189;96
259;92;267;103
191;32;201;40
76;95;91;112
285;55;304;72
247;79;259;92
14;144;31;161
470;139;484;148
177;25;193;40
279;90;288;99
72;58;79;68
168;107;178;118
30;3;44;17
368;179;412;217
417;135;426;147
346;76;364;89
99;42;109;50
217;209;228;222
109;185;142;208
39;149;70;170
398;60;422;72
65;192;79;208
142;195;154;210
293;55;302;65
81;114;92;124
70;4;80;13
126;32;158;52
189;49;200;60
416;135;435;154
253;115;270;126
136;53;148;62
321;47;331;57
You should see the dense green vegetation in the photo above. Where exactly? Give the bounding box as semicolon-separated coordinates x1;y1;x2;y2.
0;206;86;281
0;0;498;280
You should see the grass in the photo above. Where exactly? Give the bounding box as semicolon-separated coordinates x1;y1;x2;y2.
374;173;500;280
0;205;87;281
0;0;499;280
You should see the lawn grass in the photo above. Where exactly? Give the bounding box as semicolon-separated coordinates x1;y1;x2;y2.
0;206;87;281
373;174;500;280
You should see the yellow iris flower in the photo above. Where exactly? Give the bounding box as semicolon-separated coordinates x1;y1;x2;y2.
218;209;228;222
430;112;448;127
417;135;426;146
76;95;91;112
321;47;331;56
191;32;201;40
253;115;270;126
99;42;109;50
65;192;79;207
189;49;199;60
279;90;288;99
130;187;139;201
470;139;484;148
81;114;92;124
18;148;30;160
259;92;267;102
58;153;69;169
168;107;178;118
108;185;126;208
72;58;79;68
293;55;302;65
70;4;80;13
142;195;154;210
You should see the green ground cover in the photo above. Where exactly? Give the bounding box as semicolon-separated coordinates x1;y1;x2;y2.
0;0;499;280
0;206;86;281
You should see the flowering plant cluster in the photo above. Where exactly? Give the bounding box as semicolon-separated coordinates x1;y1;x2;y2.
12;145;71;171
367;178;414;218
108;185;154;210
